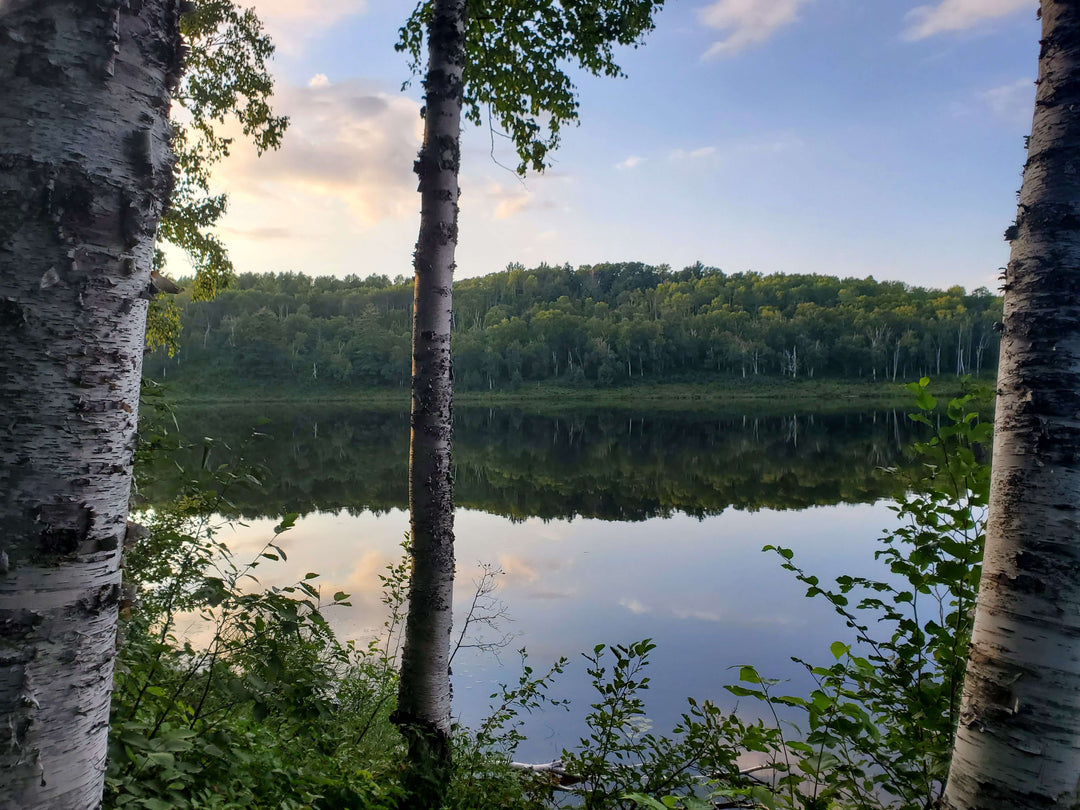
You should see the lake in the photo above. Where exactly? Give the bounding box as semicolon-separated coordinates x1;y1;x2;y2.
140;401;922;762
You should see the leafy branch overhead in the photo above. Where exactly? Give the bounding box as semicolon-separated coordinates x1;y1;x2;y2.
397;0;666;174
149;0;288;353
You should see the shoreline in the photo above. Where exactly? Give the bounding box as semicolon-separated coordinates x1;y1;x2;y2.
149;376;992;413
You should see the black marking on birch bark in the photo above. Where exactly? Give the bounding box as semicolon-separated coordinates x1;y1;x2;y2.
47;173;95;232
0;298;26;331
103;7;120;77
14;43;63;85
36;503;92;556
162;3;187;95
78;583;122;615
127;128;155;178
120;195;144;247
0;189;29;247
0;610;42;642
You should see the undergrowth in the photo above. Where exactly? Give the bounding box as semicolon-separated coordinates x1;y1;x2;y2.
109;378;989;809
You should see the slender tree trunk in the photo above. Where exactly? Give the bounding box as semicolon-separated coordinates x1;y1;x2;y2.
944;3;1080;807
392;0;465;805
0;2;181;808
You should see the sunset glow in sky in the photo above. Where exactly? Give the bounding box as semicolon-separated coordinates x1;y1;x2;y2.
173;0;1040;291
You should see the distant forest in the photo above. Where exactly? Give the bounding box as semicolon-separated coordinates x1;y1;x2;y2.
147;262;1002;390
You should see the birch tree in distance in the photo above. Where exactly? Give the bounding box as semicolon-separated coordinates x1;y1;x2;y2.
943;2;1080;807
393;0;666;802
0;1;183;807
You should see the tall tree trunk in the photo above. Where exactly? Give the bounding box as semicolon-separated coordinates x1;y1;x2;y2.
944;3;1080;807
392;0;465;805
0;2;181;808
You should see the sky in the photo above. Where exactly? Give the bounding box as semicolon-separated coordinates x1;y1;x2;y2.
171;0;1041;292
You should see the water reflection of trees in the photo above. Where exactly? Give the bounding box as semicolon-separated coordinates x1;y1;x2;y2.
140;406;921;521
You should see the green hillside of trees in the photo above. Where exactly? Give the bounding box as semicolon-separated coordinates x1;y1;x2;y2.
147;262;1002;391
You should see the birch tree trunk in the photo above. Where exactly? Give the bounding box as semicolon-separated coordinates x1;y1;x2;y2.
943;3;1080;807
392;0;465;804
0;2;181;807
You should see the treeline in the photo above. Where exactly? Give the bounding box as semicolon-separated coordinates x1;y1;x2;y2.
147;262;1002;390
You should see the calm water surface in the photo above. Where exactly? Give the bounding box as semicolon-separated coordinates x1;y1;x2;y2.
147;403;921;761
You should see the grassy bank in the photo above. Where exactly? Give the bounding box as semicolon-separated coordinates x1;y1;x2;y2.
149;375;992;413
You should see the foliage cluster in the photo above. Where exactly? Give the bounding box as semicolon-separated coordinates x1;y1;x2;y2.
398;0;666;175
106;466;403;809
146;264;1000;392
147;0;287;355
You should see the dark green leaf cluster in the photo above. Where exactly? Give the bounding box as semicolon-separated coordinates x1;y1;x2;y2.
398;0;666;174
107;456;404;809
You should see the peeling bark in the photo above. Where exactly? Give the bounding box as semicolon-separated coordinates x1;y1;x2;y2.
0;2;181;807
392;0;465;806
943;3;1080;808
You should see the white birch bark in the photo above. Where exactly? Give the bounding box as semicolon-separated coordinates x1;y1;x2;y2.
0;2;181;807
944;2;1080;807
392;0;465;804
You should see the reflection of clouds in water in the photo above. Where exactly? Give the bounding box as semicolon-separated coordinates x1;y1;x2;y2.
498;552;576;599
526;588;576;601
340;549;397;631
204;512;410;643
521;517;568;544
175;501;905;762
498;553;539;584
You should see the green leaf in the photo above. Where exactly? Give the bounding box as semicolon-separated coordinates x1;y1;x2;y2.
273;512;299;533
725;684;760;698
622;793;669;810
739;665;762;684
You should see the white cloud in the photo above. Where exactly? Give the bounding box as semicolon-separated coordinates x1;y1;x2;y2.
479;178;568;221
904;0;1033;40
666;134;803;166
249;0;369;48
670;146;717;161
698;0;812;59
214;78;423;227
308;73;329;88
619;598;651;615
672;608;723;622
494;192;534;220
616;155;645;170
981;79;1035;125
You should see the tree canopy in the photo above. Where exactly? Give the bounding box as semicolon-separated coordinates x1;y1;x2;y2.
146;263;1001;392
